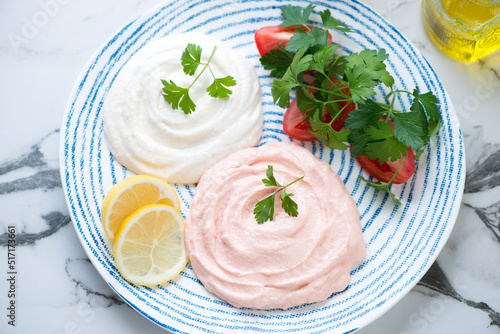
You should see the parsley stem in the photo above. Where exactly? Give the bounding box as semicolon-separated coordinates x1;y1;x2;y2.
386;155;405;185
187;46;217;90
325;75;342;89
375;102;391;108
385;90;394;101
206;51;219;80
301;83;346;99
393;89;412;95
282;175;305;189
390;92;396;109
385;89;399;120
271;176;305;196
331;101;351;122
301;24;312;32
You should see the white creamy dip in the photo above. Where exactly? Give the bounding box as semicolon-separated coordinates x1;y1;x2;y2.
185;142;366;310
102;32;263;183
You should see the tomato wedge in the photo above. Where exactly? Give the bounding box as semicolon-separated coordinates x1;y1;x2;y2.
355;151;416;184
283;98;355;141
282;98;317;141
355;119;416;184
282;79;355;142
255;25;332;56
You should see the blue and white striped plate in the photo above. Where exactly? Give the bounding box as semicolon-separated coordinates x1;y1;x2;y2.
60;0;465;333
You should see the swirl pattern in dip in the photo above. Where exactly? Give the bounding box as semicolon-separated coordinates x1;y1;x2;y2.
102;32;263;183
185;142;366;309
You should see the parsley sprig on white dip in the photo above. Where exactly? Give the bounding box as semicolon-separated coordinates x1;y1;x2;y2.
162;43;237;114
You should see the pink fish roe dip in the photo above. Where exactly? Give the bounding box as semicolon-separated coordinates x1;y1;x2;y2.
185;142;365;310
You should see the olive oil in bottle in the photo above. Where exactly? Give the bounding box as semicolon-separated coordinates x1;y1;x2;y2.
422;0;500;62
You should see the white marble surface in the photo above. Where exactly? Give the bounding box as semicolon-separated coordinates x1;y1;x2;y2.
1;0;499;333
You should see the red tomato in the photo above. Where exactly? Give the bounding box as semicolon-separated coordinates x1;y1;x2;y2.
254;25;333;56
282;80;355;141
282;97;355;141
282;98;317;141
355;119;416;184
355;151;416;184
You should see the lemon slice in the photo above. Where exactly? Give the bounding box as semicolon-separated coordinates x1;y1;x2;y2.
114;204;187;286
101;175;180;243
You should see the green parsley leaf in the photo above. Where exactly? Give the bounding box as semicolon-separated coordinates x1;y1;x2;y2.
280;6;350;54
428;118;441;140
343;64;380;104
161;79;196;114
254;195;276;224
295;87;322;115
181;43;202;76
344;49;394;103
409;88;429;123
308;44;340;73
363;122;409;163
262;165;279;187
308;109;350;150
345;49;393;86
320;9;352;33
281;192;299;218
271;47;312;108
417;90;441;121
326;55;348;78
253;165;304;224
271;74;299;109
392;111;428;151
259;45;294;79
344;99;386;129
285;26;330;53
412;88;441;139
206;75;236;98
279;3;315;27
348;127;373;158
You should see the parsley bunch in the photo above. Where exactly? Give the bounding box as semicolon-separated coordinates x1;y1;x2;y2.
253;165;304;224
162;43;236;114
260;4;442;204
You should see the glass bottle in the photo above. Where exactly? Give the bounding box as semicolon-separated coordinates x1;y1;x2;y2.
422;0;500;62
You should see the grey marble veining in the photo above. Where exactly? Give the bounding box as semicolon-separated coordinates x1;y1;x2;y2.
466;203;500;243
418;263;500;329
0;130;69;247
0;211;70;247
65;258;125;307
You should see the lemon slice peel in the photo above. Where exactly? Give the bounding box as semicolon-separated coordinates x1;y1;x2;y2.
113;204;187;286
101;175;181;243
